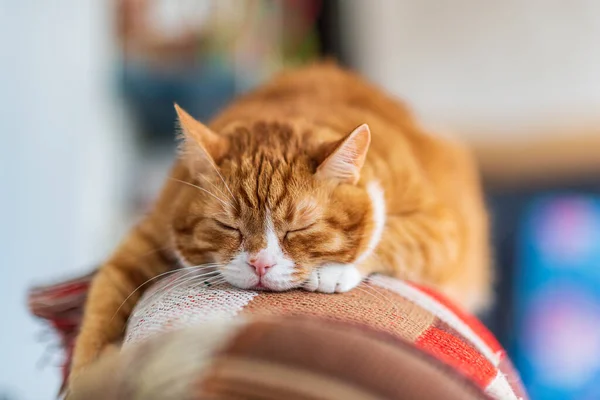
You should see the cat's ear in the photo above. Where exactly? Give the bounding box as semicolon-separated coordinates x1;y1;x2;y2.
316;124;371;184
175;104;228;173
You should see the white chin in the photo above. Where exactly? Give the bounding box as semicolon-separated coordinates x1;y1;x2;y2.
222;274;299;292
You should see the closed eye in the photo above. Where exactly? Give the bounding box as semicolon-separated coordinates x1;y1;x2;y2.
284;223;316;240
213;219;239;232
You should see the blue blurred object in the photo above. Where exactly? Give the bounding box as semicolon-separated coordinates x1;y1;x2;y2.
514;195;600;399
119;61;236;144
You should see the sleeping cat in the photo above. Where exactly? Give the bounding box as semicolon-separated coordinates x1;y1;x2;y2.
71;63;491;381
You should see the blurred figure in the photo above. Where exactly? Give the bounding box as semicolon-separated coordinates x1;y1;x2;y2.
114;0;322;211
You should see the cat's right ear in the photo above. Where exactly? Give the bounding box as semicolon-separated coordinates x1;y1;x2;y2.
174;104;228;174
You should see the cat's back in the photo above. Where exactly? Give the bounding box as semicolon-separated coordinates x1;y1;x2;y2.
251;62;416;125
212;63;416;136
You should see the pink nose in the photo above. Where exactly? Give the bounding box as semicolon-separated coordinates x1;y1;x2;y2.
249;255;276;277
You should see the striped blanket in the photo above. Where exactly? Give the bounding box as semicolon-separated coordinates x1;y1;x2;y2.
28;271;527;399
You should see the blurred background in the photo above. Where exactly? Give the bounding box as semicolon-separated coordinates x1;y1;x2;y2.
3;1;600;399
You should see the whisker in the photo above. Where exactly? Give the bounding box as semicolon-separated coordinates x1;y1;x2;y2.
170;178;235;211
354;286;385;308
112;265;223;321
166;269;221;287
147;268;221;298
215;266;236;273
198;173;235;204
198;277;228;288
119;244;174;263
161;264;221;282
162;273;223;296
202;156;237;207
362;281;400;316
134;274;221;315
201;273;227;282
164;265;224;288
111;269;190;322
149;262;225;294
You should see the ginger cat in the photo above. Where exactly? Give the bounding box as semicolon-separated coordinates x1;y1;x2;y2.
71;63;491;382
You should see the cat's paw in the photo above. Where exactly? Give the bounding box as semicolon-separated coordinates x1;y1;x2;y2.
303;263;363;293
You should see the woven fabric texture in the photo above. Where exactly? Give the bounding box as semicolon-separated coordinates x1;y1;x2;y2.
29;270;527;400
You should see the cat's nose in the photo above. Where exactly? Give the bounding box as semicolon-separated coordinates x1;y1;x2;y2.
248;254;276;277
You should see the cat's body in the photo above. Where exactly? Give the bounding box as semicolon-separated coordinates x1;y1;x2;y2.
71;63;490;381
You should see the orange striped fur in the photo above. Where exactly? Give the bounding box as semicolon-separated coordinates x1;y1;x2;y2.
70;63;491;384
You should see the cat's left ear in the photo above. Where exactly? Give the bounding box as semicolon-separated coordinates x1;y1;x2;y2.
175;104;228;173
316;124;371;184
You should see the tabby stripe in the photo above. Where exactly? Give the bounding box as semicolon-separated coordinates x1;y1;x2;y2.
256;155;265;208
184;247;218;257
136;227;160;247
239;183;254;208
272;169;291;211
173;224;195;236
265;175;275;209
154;247;175;266
309;249;353;262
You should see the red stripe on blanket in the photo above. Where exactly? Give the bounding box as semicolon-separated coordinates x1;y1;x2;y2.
416;326;496;388
409;282;503;355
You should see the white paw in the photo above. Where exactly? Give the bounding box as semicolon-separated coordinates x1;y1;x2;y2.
303;263;363;293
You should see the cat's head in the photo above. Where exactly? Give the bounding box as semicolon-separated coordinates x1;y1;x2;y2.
171;105;374;291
